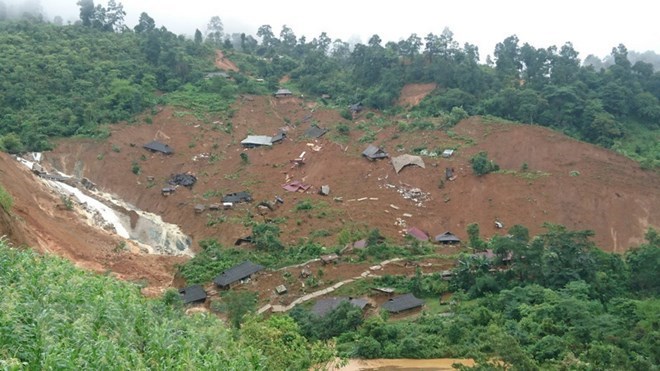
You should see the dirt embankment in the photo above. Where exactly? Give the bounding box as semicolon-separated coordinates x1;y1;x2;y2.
2;91;658;295
43;97;659;254
0;153;185;295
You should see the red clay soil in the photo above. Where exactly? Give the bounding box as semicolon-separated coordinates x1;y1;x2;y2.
0;153;185;296
214;49;239;72
3;94;659;294
397;83;437;107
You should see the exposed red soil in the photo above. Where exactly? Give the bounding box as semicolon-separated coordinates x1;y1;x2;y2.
0;153;185;296
397;83;437;107
214;49;239;72
2;93;659;295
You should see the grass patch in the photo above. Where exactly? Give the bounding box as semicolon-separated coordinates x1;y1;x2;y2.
0;185;13;212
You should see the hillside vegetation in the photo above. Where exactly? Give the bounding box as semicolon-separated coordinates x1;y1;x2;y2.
0;5;659;168
0;237;333;370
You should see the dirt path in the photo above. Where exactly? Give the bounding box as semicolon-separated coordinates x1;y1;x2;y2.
214;49;239;71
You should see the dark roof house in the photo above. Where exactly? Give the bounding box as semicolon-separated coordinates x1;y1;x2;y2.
205;71;230;79
311;297;369;317
381;293;424;313
214;261;264;289
143;140;174;155
434;231;461;244
305;126;328;138
362;145;389;160
178;285;207;304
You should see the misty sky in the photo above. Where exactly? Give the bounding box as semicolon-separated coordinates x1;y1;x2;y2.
15;0;660;59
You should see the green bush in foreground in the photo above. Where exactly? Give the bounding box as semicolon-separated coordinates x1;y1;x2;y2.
0;240;333;369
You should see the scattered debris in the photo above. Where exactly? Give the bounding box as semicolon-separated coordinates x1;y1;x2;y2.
300;266;312;278
282;181;311;192
161;187;176;196
402;213;413;218
495;220;504;229
235;236;254;246
333;197;343;202
442;149;455;158
320;253;339;265
389;204;400;210
446;167;457;181
396;185;430;206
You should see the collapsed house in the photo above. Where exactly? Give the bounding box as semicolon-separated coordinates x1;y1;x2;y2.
406;227;429;241
169;173;197;187
143;140;174;155
222;191;252;203
362;145;389;160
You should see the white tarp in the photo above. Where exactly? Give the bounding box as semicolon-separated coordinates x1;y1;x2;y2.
391;154;426;173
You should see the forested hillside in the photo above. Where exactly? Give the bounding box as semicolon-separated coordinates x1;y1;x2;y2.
0;3;659;167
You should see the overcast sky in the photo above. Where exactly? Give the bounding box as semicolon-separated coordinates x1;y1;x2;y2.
16;0;660;60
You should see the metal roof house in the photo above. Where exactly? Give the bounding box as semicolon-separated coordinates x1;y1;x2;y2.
434;232;461;244
178;285;207;304
241;135;273;147
362;145;388;160
274;88;293;97
311;297;369;317
143;140;174;155
213;261;264;289
381;293;424;313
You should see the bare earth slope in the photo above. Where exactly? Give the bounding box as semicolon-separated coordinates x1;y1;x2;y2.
0;153;184;294
40;96;659;254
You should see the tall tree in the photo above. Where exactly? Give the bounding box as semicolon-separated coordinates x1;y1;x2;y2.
205;16;224;47
134;12;155;33
494;35;522;83
77;0;94;27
